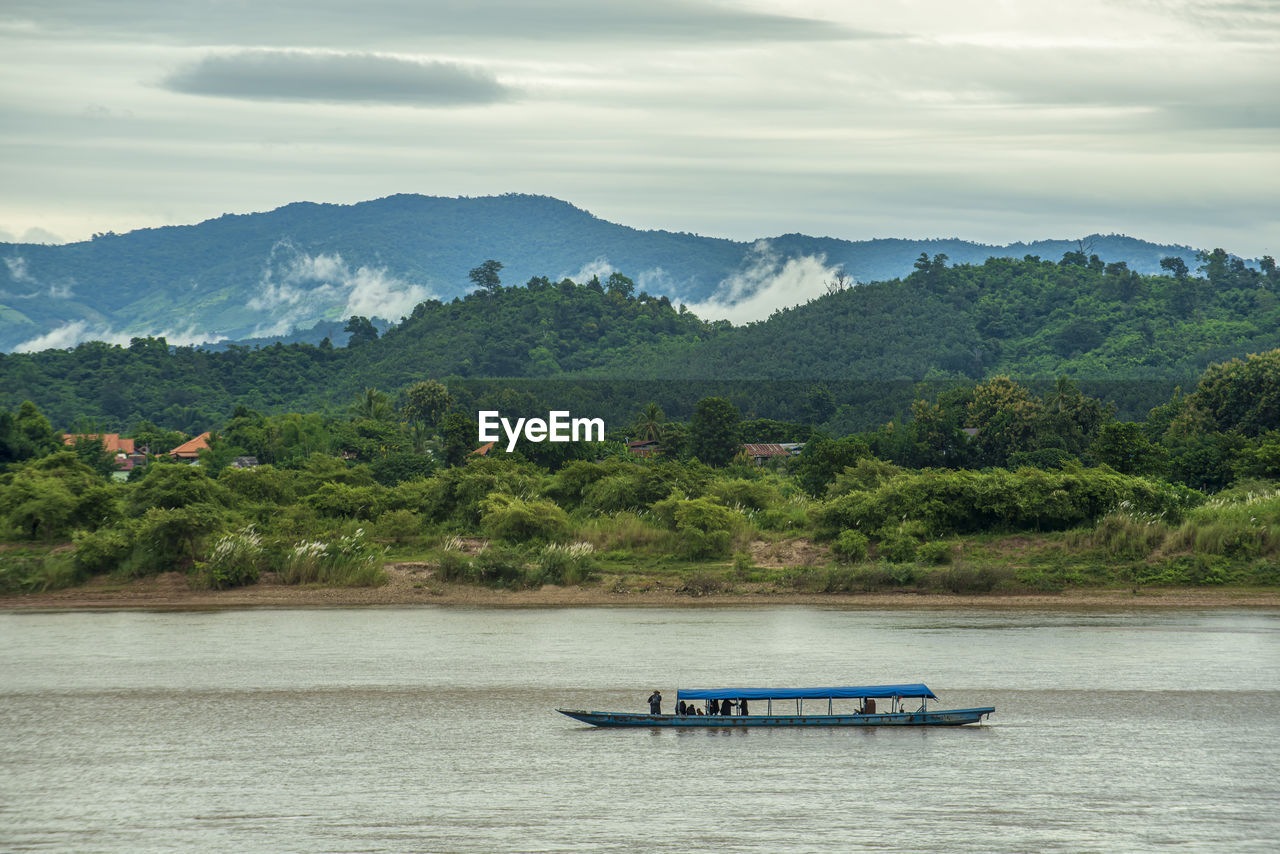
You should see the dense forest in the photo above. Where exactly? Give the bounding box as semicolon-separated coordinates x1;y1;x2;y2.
1;250;1277;434
5;331;1280;597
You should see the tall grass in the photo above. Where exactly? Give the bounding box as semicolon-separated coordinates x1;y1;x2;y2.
576;512;678;553
277;528;387;587
193;526;263;590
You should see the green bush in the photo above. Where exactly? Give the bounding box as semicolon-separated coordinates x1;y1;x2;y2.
480;494;570;543
876;521;927;564
0;549;84;594
305;482;386;519
435;547;471;582
816;467;1201;539
471;545;527;587
916;541;953;565
72;527;133;575
119;503;228;576
706;478;779;511
374;508;424;543
832;529;869;563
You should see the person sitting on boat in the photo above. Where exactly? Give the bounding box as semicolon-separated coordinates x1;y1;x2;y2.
709;698;720;715
676;700;687;715
739;698;749;715
720;699;735;715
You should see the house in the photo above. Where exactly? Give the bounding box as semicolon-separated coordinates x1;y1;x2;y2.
62;433;136;455
627;439;662;458
169;432;212;461
741;443;794;464
230;456;259;469
63;433;144;479
472;441;496;456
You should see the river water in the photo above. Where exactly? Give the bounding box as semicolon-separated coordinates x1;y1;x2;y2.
2;606;1278;853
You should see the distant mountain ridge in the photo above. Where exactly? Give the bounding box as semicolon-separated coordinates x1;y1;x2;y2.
0;193;1213;352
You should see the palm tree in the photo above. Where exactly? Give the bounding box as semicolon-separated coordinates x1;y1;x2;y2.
350;387;394;421
632;402;666;444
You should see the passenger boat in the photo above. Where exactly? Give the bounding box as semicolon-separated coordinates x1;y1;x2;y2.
557;683;993;727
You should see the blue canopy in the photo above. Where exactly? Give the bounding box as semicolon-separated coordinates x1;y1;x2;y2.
677;683;937;701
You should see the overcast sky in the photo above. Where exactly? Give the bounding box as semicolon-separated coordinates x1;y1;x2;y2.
1;0;1276;256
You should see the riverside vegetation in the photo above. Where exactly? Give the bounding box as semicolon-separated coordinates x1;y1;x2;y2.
3;253;1280;599
4;359;1280;598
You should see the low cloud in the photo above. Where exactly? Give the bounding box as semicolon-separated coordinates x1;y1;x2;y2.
685;241;845;325
14;321;122;353
163;50;513;107
249;241;432;336
2;255;73;299
568;257;615;283
13;320;225;353
4;255;34;283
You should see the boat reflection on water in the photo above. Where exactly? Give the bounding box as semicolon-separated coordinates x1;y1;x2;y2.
558;683;994;728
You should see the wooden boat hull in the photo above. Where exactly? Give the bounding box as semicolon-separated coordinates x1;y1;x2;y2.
556;707;994;728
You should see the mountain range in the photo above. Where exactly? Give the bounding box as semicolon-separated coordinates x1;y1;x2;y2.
0;193;1213;353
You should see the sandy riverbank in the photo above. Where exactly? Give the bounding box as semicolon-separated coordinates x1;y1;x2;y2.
2;562;1278;611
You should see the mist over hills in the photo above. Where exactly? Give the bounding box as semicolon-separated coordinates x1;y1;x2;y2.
0;193;1210;353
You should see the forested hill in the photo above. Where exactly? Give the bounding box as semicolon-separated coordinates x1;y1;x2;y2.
1;251;1278;434
611;252;1280;382
1;192;1208;352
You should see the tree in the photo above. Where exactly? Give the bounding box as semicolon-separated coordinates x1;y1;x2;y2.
800;384;835;424
469;259;503;292
344;316;379;347
631;402;667;444
825;268;852;294
1090;422;1164;475
350;388;395;422
606;272;635;298
403;380;452;431
14;401;60;460
2;452;118;540
440;411;480;467
966;376;1043;467
1160;256;1189;280
794;435;871;496
129;463;230;514
690;397;741;467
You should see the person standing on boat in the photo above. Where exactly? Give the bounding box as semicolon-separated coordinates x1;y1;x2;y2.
647;690;662;714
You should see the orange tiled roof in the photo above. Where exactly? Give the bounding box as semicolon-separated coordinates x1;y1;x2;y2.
168;432;212;459
62;433;136;454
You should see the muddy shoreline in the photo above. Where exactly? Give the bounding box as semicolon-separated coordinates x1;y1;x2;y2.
3;563;1278;611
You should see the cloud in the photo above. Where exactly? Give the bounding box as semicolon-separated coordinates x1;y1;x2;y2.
163;50;512;106
4;255;33;283
3;254;77;299
249;241;432;335
4;0;859;46
684;241;843;325
13;321;128;352
567;257;614;283
12;319;226;353
21;227;64;244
